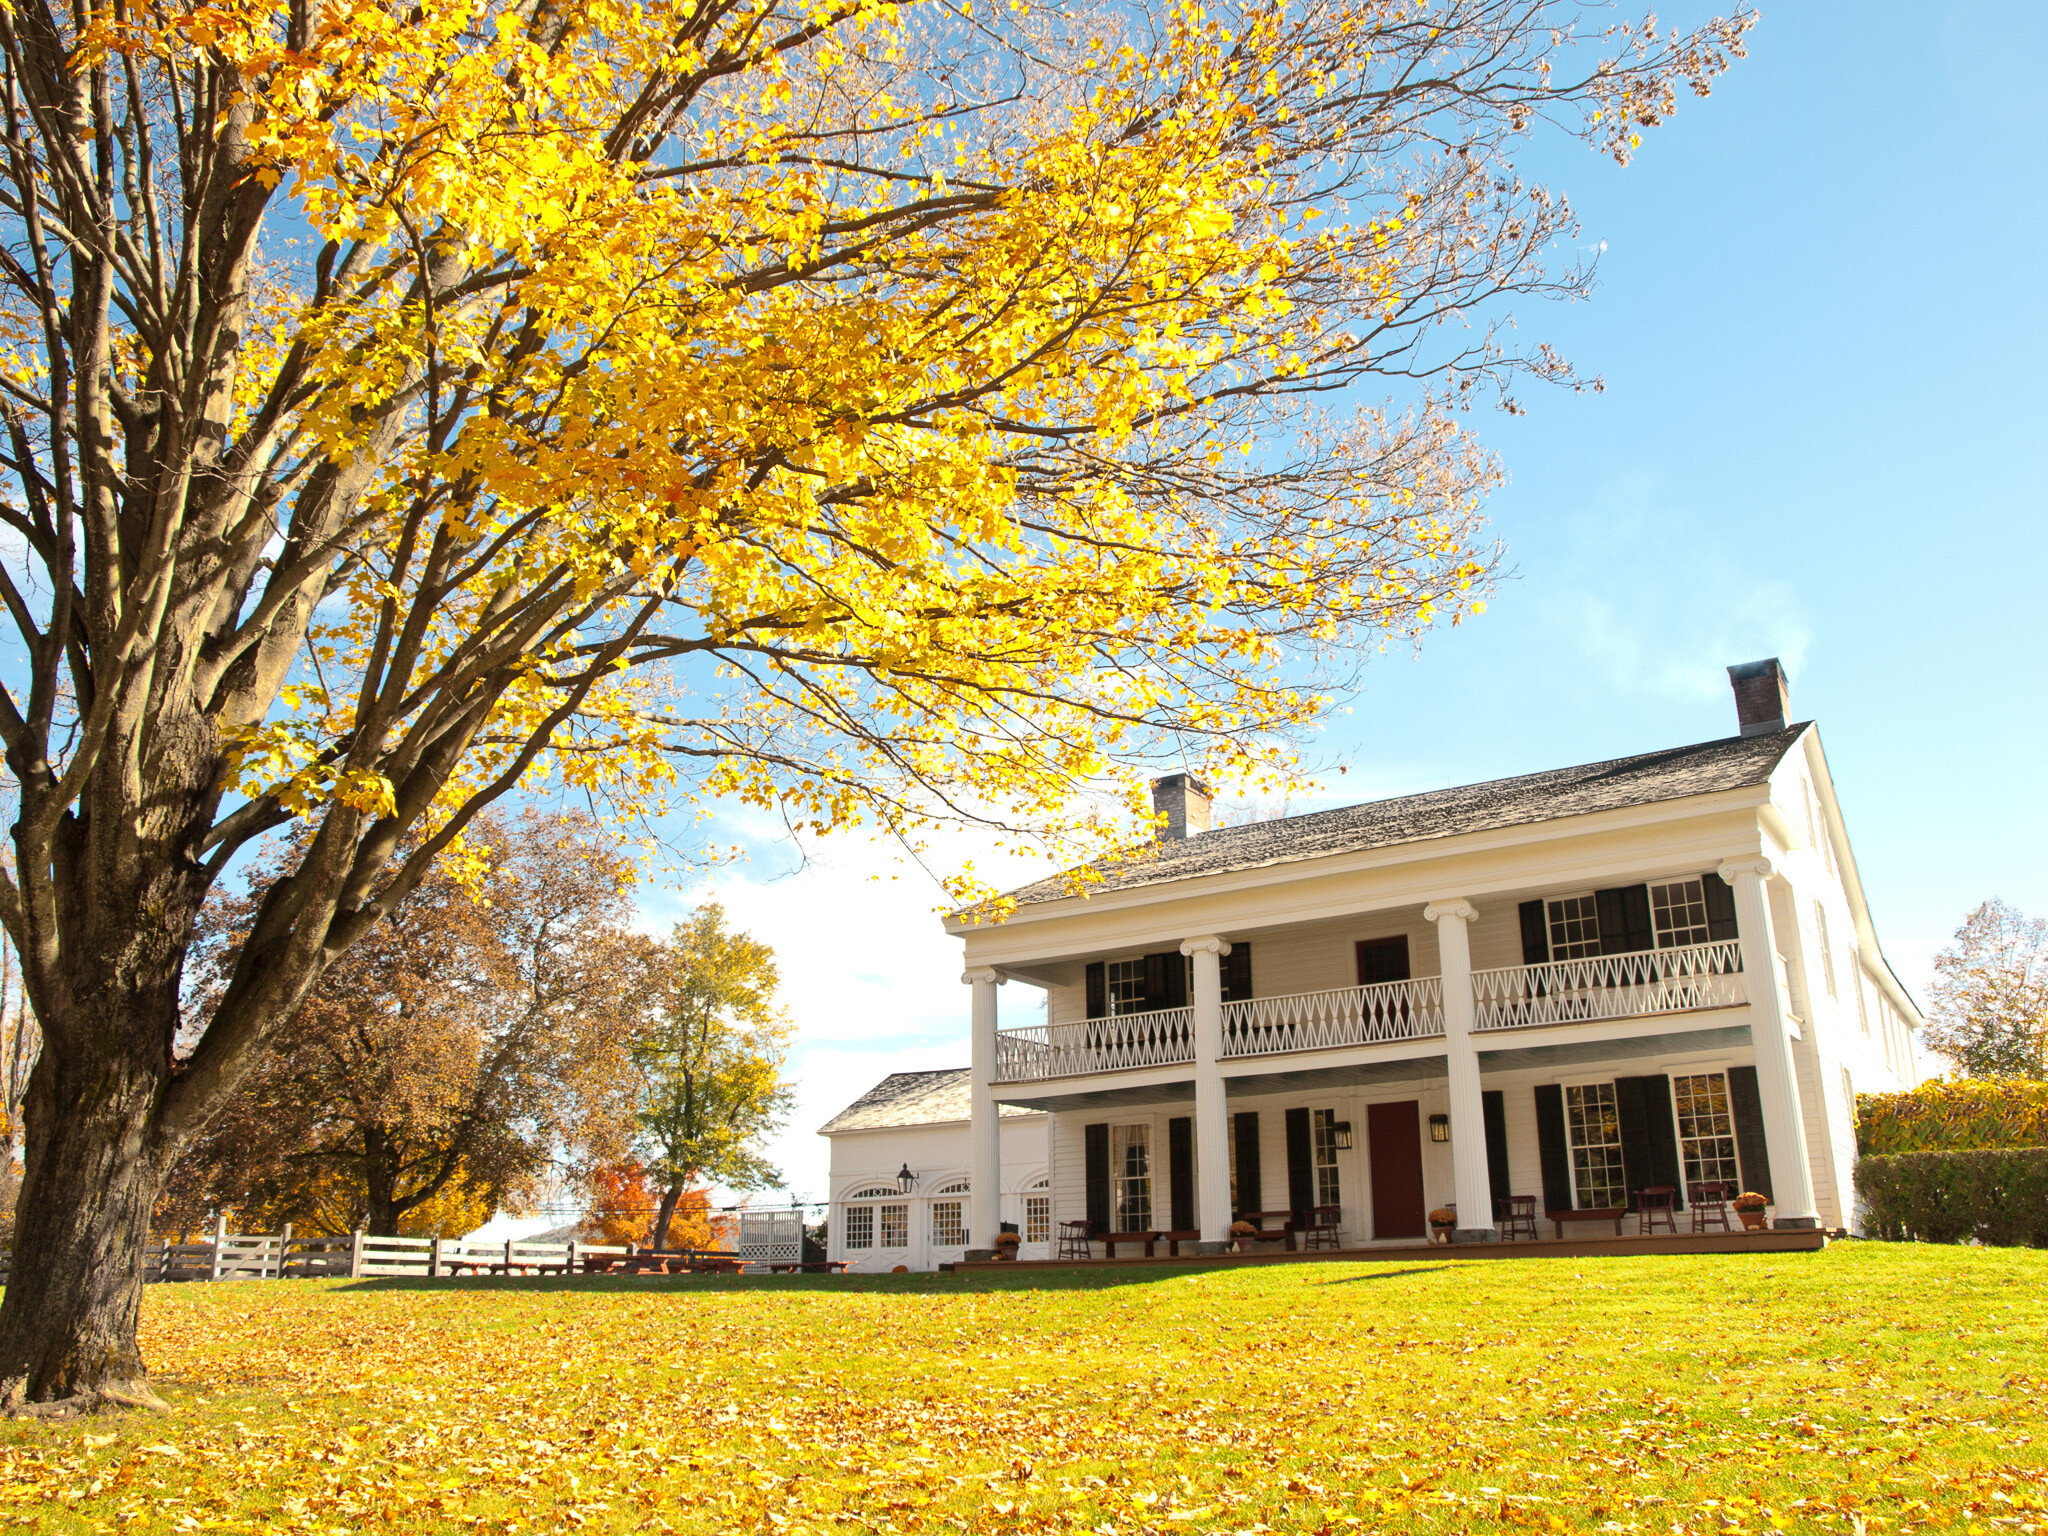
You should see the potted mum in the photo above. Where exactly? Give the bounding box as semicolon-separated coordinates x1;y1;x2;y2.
1733;1192;1770;1231
993;1231;1021;1261
1229;1219;1259;1254
1428;1207;1457;1244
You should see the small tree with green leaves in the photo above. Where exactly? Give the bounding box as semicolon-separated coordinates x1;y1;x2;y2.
627;907;793;1249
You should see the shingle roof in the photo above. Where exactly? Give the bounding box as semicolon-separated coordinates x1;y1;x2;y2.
1000;725;1807;907
817;1069;1045;1134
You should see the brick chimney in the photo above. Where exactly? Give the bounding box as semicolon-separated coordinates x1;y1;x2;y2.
1151;773;1213;840
1727;658;1790;737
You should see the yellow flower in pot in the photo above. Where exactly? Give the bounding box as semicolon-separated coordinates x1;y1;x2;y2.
1732;1192;1770;1231
1428;1207;1457;1244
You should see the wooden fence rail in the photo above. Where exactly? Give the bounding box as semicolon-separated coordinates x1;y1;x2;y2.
0;1223;639;1285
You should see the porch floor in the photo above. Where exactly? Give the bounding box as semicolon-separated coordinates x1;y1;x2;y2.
944;1228;1828;1271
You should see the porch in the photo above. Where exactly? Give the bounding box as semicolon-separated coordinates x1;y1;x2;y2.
944;1225;1828;1272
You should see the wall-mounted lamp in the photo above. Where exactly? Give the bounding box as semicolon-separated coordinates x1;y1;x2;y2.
1329;1120;1354;1150
1429;1114;1451;1143
896;1163;918;1194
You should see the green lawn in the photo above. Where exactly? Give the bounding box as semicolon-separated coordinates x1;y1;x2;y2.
2;1244;2042;1534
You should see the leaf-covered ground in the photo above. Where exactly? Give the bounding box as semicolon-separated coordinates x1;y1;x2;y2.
4;1243;2042;1534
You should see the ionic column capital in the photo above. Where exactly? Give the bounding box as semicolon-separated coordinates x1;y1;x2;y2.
1423;899;1478;925
1715;857;1775;886
961;967;1006;987
1178;935;1232;958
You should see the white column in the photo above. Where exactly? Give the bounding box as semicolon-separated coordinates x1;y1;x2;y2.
1424;900;1496;1243
964;967;1006;1251
1718;859;1821;1228
1181;935;1233;1248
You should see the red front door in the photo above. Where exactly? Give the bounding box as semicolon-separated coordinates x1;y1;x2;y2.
1366;1100;1427;1239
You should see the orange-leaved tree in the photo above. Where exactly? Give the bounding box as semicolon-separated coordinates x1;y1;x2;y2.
0;0;1749;1406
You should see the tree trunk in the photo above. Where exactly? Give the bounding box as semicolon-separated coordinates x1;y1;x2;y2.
0;1040;172;1409
651;1182;683;1251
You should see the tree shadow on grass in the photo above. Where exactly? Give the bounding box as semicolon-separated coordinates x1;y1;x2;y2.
1312;1266;1454;1284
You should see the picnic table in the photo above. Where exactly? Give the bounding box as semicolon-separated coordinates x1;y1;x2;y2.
441;1256;573;1278
1546;1207;1627;1239
763;1259;853;1274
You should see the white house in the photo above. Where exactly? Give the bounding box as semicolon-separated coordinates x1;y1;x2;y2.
821;660;1925;1267
820;1071;1049;1271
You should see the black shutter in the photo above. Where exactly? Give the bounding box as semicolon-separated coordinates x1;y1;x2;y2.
1596;885;1655;954
1533;1084;1573;1212
1222;942;1252;1003
1703;872;1740;941
1084;1122;1111;1234
1482;1090;1511;1212
1168;1117;1195;1231
1232;1112;1262;1216
1727;1065;1772;1200
1284;1107;1314;1219
1085;962;1107;1020
1519;900;1550;964
1144;951;1188;1011
1614;1074;1683;1209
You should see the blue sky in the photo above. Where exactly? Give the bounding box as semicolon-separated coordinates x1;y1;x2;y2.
637;0;2048;1207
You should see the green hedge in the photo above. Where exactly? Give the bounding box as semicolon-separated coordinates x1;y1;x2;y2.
1855;1148;2048;1245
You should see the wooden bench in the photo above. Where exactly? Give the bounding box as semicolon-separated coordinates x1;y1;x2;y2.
1546;1207;1627;1239
1160;1229;1203;1256
1237;1211;1299;1251
764;1259;852;1274
1100;1230;1163;1258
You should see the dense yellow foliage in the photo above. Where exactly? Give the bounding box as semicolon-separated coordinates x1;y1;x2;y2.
1859;1077;2048;1155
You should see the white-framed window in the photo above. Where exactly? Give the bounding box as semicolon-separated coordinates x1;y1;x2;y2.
1814;903;1838;998
843;1206;874;1250
1564;1082;1626;1209
1311;1109;1343;1208
931;1202;965;1247
1547;895;1603;960
1671;1073;1741;1191
1024;1195;1050;1243
1651;878;1712;948
1111;1123;1152;1229
1107;958;1148;1015
877;1204;909;1248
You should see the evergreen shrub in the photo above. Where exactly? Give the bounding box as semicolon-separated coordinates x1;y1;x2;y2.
1855;1149;2048;1246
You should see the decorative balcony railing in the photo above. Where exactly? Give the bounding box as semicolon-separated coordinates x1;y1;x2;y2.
993;1005;1194;1083
1469;939;1746;1033
1222;977;1445;1058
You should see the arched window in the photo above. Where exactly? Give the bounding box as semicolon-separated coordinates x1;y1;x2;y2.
841;1187;910;1249
933;1179;971;1195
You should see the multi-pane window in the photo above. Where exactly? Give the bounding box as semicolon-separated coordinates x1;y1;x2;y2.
1672;1073;1741;1191
843;1206;874;1250
1564;1083;1627;1208
1024;1195;1050;1244
1651;879;1712;948
1111;1123;1152;1230
1814;903;1838;998
1311;1109;1344;1208
1547;896;1603;960
877;1204;909;1248
930;1201;965;1247
1106;959;1149;1015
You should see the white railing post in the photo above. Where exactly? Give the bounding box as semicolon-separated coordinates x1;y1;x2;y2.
1181;935;1233;1249
430;1236;445;1278
278;1222;293;1280
965;967;1005;1251
349;1229;366;1279
1425;900;1495;1244
1718;858;1821;1228
209;1213;226;1281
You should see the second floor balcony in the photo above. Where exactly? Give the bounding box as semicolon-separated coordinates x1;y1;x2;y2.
992;938;1748;1084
